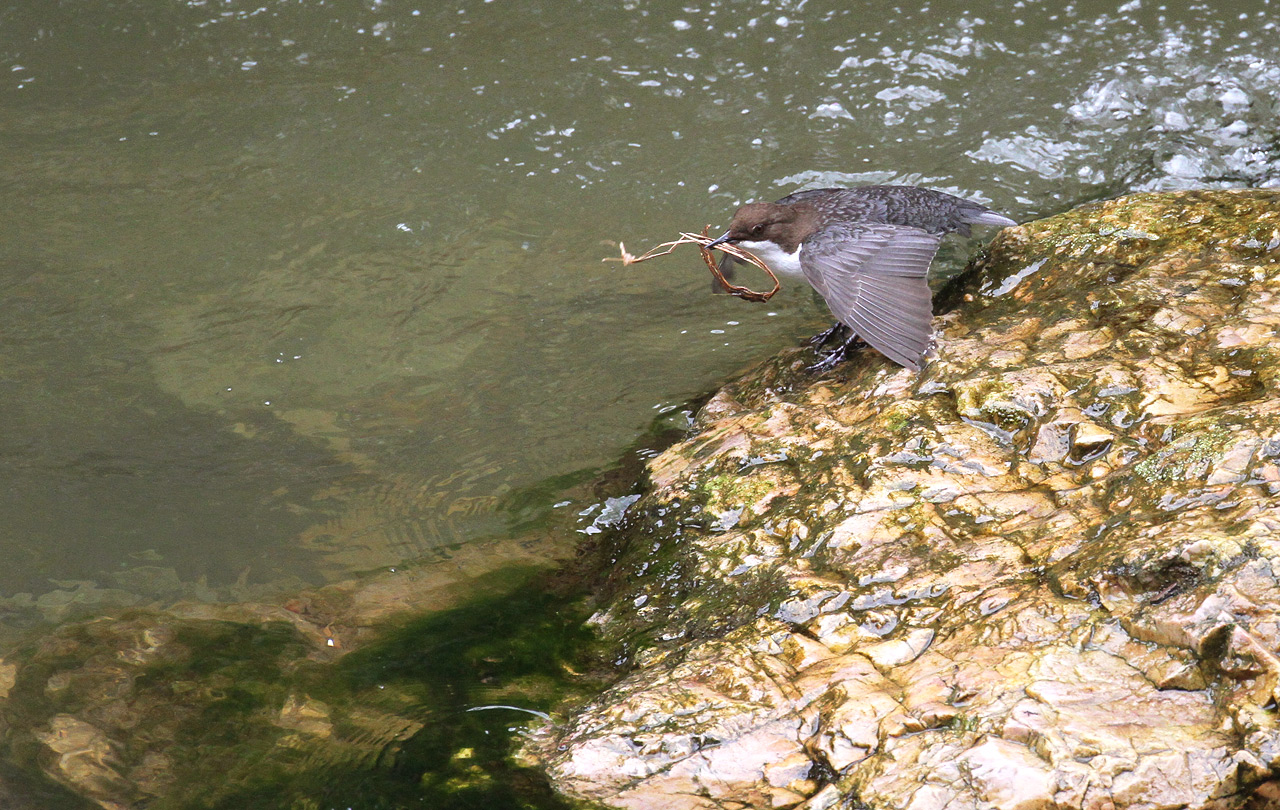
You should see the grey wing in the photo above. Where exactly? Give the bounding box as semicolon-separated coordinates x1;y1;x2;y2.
800;224;941;370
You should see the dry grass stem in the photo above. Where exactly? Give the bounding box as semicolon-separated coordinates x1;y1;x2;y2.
604;227;781;303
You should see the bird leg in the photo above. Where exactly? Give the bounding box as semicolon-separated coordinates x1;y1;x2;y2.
807;321;850;347
805;331;868;374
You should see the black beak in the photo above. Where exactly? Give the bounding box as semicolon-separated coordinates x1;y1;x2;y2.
705;231;733;250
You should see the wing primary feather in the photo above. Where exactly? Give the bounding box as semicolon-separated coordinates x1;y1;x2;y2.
845;311;923;370
853;277;933;329
844;300;927;357
798;224;941;369
845;277;933;365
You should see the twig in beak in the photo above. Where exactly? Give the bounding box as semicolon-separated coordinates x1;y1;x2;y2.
604;227;780;302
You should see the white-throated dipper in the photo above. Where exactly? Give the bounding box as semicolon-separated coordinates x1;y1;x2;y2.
705;185;1017;372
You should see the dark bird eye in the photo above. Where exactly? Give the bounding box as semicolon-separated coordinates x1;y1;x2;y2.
751;224;764;236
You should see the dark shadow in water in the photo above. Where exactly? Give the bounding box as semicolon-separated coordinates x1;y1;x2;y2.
0;759;101;810
204;571;601;810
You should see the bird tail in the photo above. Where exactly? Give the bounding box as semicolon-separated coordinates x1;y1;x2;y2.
961;209;1018;229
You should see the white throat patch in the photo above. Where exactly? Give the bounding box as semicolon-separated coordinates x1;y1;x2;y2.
736;240;805;278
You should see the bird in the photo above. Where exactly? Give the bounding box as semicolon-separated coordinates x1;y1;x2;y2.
705;185;1016;372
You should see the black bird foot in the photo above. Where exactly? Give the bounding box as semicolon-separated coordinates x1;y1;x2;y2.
805;334;868;374
805;350;847;375
807;322;849;347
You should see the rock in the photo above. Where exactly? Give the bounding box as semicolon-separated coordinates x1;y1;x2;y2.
0;661;15;700
274;694;335;738
32;716;135;810
533;190;1280;809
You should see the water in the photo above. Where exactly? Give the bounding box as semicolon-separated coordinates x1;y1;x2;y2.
1;0;1278;800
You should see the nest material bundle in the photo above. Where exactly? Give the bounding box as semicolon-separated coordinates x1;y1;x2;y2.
606;229;780;302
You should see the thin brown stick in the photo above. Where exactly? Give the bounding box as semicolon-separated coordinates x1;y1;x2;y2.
604;227;781;303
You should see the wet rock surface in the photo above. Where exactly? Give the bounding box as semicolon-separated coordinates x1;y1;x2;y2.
535;190;1280;809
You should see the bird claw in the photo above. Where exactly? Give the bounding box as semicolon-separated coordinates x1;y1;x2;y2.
804;334;868;374
798;345;849;373
807;322;849;347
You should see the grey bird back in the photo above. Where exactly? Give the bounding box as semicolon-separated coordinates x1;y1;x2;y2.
780;186;1013;237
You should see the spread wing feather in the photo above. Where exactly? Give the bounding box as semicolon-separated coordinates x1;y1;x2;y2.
800;224;940;370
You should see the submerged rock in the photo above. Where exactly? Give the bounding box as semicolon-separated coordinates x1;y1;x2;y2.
535;190;1280;809
0;532;573;809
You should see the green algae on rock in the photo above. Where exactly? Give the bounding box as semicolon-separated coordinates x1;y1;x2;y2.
533;190;1280;809
0;548;592;810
